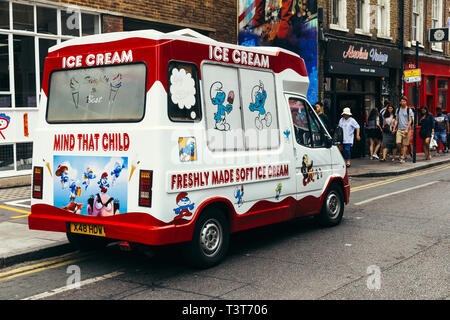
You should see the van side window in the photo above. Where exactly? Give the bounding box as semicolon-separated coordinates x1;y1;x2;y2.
239;69;279;150
306;106;327;148
167;61;202;122
289;98;312;147
202;64;244;151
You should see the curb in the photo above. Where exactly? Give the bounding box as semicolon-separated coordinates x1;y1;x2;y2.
0;242;76;269
349;158;450;178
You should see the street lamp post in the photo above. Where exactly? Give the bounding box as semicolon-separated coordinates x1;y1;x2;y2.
413;41;419;164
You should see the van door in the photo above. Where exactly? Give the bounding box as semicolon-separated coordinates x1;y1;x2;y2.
285;95;333;211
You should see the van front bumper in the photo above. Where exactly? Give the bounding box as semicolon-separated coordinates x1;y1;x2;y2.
28;204;194;246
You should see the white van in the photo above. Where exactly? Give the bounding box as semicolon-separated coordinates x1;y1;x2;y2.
29;29;350;268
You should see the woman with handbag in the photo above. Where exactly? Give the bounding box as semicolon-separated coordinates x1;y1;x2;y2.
380;104;396;162
418;105;434;160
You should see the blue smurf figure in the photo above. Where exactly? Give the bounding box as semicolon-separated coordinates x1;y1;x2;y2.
180;138;196;162
68;180;81;202
210;81;233;131
249;81;272;130
98;172;110;193
110;162;125;186
82;167;96;190
234;185;244;207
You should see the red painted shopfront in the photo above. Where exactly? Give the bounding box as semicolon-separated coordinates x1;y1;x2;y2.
404;55;450;153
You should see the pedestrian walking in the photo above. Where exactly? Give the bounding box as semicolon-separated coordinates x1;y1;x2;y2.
393;96;414;163
367;108;382;160
315;102;330;132
433;107;449;153
418;105;434;161
380;104;396;162
338;107;360;168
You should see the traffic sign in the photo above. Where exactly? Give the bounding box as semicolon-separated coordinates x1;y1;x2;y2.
404;69;421;83
429;28;450;42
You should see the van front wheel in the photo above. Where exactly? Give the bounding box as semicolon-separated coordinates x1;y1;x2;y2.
183;209;229;268
316;185;344;227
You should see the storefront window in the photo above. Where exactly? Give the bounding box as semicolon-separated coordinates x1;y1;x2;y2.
349;79;362;92
13;35;36;108
426;77;433;93
37;6;57;35
0;95;11;108
336;78;348;91
82;13;99;36
39;38;57;85
13;3;34;32
365;80;376;93
0;34;9;92
0;144;14;171
438;91;447;110
61;10;80;36
437;80;448;89
0;1;9;30
16;142;32;171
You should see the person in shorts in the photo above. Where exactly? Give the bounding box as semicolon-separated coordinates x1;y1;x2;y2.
338;107;360;167
393;96;414;163
433;107;449;153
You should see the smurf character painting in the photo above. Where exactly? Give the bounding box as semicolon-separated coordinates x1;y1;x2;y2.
275;183;282;200
179;137;197;162
234;185;244;207
55;163;69;188
98;172;110;193
249;81;272;130
173;192;195;220
68;180;82;202
210;81;233;131
110;162;125;186
82;167;96;190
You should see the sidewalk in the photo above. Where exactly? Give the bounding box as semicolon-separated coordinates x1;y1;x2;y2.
348;151;450;177
1;151;450;268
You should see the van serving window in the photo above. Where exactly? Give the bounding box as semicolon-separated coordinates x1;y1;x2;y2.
46;63;146;123
167;61;202;122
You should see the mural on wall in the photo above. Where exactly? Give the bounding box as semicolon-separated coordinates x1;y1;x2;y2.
238;0;318;104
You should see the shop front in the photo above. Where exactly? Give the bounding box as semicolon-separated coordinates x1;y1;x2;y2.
324;39;401;158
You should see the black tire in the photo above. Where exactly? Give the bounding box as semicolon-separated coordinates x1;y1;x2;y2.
183;207;230;269
315;185;345;227
66;232;109;251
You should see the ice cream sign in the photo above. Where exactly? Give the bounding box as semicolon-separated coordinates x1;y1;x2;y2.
62;50;133;68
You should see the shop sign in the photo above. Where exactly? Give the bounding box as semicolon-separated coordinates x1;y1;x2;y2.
326;40;401;69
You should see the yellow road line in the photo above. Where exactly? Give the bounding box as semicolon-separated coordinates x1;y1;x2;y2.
0;254;92;282
10;214;30;219
351;163;450;193
0;205;30;215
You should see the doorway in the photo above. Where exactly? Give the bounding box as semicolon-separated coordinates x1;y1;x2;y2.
336;95;366;158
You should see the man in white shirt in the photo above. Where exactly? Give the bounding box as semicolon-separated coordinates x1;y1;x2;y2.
338;107;361;167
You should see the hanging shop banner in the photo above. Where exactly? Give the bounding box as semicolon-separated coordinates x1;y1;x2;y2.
238;0;318;104
325;39;401;69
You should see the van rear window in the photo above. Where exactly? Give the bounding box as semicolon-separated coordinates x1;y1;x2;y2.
46;63;146;123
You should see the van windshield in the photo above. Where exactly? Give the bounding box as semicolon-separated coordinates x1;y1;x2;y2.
46;63;146;123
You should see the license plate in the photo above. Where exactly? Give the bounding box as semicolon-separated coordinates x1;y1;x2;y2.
70;223;105;237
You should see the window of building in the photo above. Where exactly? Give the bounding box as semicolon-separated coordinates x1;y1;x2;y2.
377;0;390;37
168;61;202;122
37;6;57;35
13;2;34;32
431;0;443;51
0;1;9;30
411;0;423;44
0;144;14;172
356;0;370;34
16;142;32;171
331;0;347;30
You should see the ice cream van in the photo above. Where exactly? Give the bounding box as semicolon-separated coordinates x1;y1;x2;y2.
28;29;349;268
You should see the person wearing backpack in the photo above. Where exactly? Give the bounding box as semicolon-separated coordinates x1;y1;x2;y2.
393;96;414;163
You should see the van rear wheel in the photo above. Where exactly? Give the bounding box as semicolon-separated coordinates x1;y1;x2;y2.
183;208;229;268
315;185;344;227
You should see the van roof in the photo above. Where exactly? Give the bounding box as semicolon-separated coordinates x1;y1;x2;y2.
49;28;300;59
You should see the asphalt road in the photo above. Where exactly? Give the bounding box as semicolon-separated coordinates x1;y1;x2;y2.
0;165;449;301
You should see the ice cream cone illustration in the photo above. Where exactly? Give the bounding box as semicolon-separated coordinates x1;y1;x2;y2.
44;159;52;177
70;77;80;108
129;160;140;181
109;73;122;103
